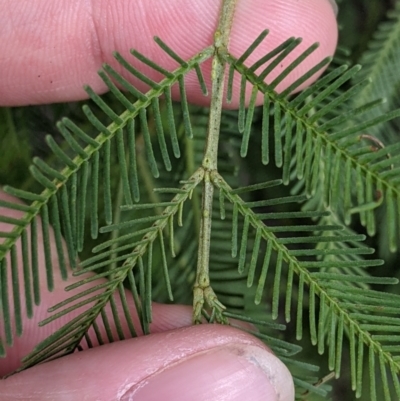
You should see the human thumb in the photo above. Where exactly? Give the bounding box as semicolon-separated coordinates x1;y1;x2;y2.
0;0;337;106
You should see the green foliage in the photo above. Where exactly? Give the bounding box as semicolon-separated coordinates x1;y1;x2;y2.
2;1;400;400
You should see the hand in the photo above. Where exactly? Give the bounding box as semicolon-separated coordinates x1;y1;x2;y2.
0;1;338;400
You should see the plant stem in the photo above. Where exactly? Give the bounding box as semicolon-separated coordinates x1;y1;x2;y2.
202;0;238;170
194;0;238;323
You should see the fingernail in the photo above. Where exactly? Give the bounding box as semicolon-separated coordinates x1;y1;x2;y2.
121;345;294;401
328;0;338;16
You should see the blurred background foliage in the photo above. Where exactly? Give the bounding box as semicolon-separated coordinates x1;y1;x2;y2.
339;0;394;59
1;1;400;399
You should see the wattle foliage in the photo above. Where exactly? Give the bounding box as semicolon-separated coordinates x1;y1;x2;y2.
1;1;400;400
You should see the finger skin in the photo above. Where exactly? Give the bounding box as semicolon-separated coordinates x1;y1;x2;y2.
0;0;338;106
0;325;294;401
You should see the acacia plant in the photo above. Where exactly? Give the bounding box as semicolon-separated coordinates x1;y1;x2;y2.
2;0;400;400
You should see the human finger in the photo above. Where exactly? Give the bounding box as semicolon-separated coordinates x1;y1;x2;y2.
0;0;338;106
0;325;294;401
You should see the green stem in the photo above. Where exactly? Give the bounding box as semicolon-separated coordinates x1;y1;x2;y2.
194;190;213;321
194;0;238;322
202;0;238;170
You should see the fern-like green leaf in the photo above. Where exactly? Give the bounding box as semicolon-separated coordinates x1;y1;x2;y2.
2;4;400;400
223;30;400;253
